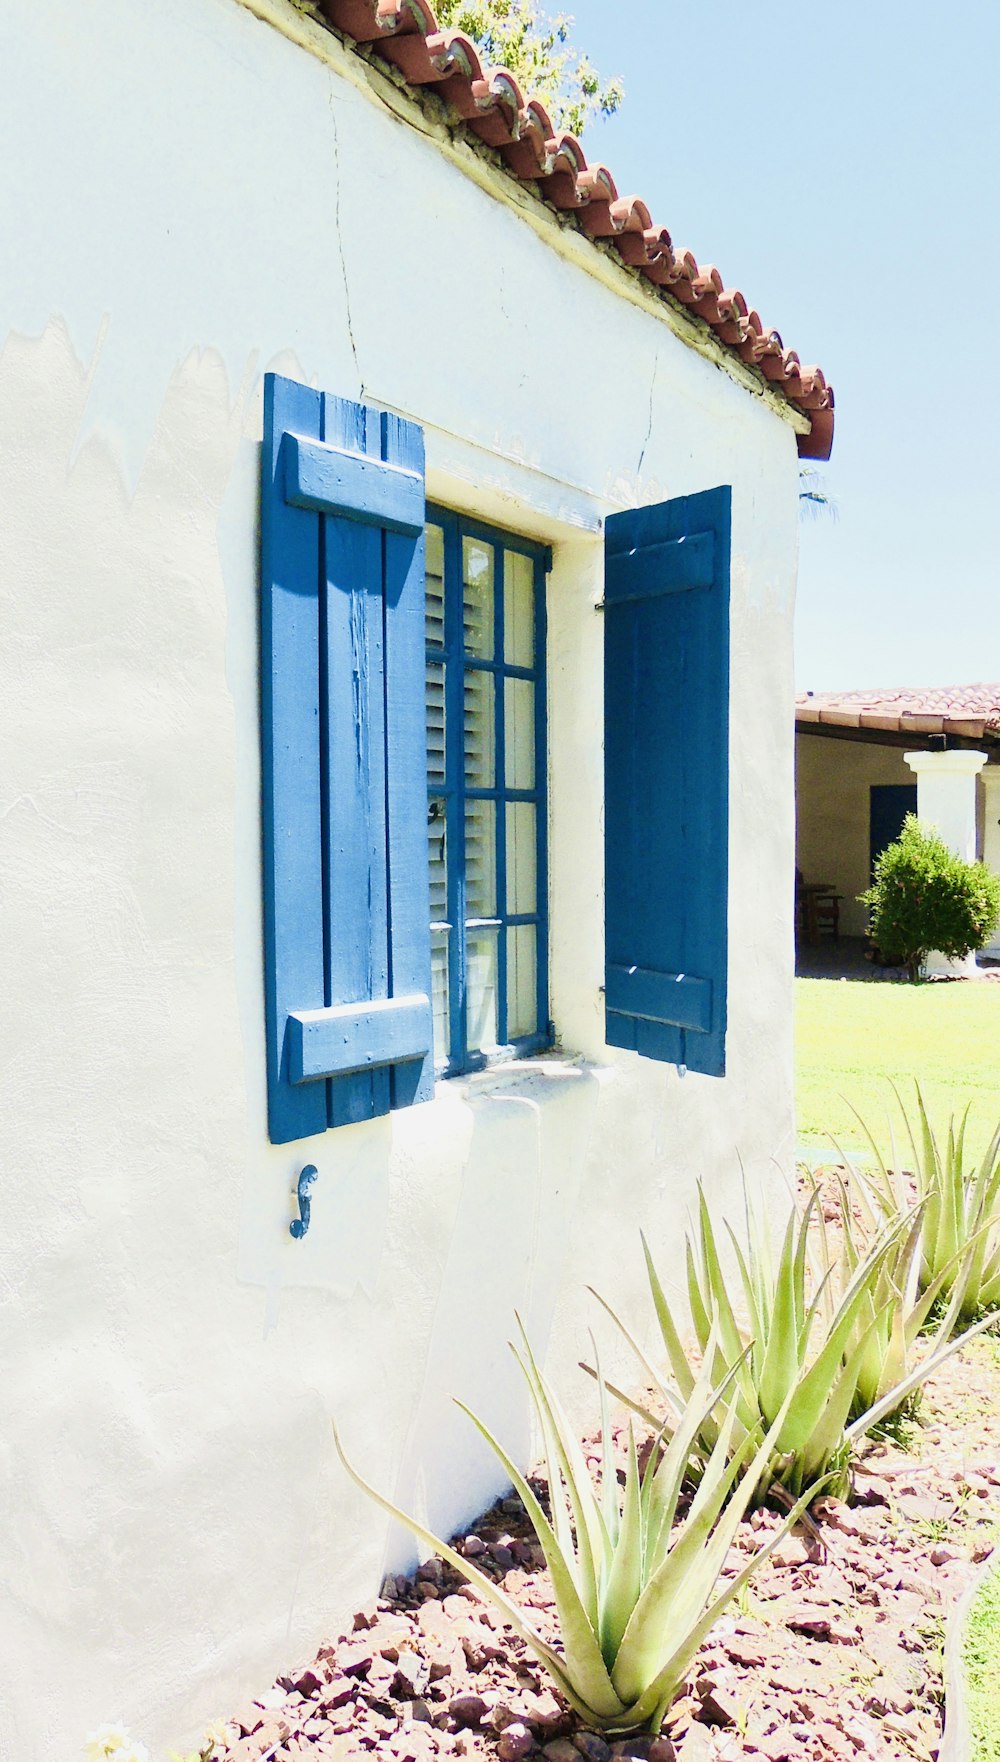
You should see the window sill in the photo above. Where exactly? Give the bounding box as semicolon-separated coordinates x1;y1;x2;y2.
435;1048;607;1101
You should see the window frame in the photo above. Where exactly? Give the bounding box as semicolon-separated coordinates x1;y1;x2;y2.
426;502;551;1076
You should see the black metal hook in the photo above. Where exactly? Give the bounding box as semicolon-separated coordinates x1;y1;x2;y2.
290;1164;318;1240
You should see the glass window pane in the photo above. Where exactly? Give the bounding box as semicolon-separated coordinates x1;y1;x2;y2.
506;802;537;915
425;523;445;649
426;658;446;794
427;796;448;924
465;797;496;919
464;667;495;790
504;676;535;791
508;925;537;1039
467;929;499;1054
504;549;535;668
431;931;450;1062
463;537;494;660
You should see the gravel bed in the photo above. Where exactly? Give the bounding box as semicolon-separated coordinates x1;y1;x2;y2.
212;1339;1000;1762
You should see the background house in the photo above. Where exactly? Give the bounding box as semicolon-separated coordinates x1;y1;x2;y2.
0;0;831;1753
796;685;1000;961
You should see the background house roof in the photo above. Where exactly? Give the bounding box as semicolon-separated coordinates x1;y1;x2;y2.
796;684;1000;741
314;0;834;460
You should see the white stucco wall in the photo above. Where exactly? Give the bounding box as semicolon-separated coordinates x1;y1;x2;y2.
0;1;802;1754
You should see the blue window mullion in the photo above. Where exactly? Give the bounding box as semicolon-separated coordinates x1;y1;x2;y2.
464;659;535;682
494;540;508;1047
534;549;550;1039
465;787;541;803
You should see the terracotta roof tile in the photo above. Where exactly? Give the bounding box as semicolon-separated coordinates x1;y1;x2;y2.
315;0;834;458
795;685;1000;740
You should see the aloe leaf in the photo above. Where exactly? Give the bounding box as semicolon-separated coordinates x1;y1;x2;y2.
791;1189;821;1346
613;1380;813;1707
724;1220;763;1346
610;1428;749;1707
796;1313;887;1482
332;1421;615;1721
511;1340;577;1589
577;1361;666;1434
622;1470;833;1732
777;1265;893;1456
819;1219;906;1344
600;1424;644;1667
644;1342;751;1564
511;1327;606;1628
845;1308;1000;1441
641;1233;697;1401
592;1331;620;1559
757;1207;803;1423
908;1212;997;1343
448;1402;626;1720
588;1285;673;1409
696;1189;748;1371
686;1238;713;1355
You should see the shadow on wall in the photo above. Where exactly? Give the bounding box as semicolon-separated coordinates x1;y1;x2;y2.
385;1065;601;1561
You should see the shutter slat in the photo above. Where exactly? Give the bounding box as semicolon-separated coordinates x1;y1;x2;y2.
605;531;715;601
283;432;424;534
605;965;712;1033
288;995;431;1083
321;394;392;1126
604;486;731;1077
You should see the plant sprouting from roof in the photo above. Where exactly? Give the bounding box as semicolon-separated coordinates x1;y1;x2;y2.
433;1;624;136
335;1318;821;1734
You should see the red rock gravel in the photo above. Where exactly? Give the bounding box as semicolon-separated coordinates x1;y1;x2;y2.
213;1338;1000;1762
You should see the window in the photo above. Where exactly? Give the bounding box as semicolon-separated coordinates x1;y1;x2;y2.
260;370;731;1146
424;507;550;1073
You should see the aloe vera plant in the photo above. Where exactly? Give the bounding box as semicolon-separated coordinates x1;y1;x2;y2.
334;1320;820;1734
591;1186;997;1504
849;1086;1000;1325
817;1161;997;1424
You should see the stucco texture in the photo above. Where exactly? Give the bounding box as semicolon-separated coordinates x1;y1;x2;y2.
0;0;802;1753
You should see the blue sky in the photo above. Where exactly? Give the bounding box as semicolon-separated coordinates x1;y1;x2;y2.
564;1;1000;691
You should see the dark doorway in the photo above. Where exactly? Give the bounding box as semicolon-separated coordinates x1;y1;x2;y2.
869;784;917;879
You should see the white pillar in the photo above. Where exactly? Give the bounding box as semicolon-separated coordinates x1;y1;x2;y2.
904;750;989;976
981;766;1000;960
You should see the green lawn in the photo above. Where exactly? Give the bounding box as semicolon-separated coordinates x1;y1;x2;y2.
964;1557;1000;1762
796;976;1000;1165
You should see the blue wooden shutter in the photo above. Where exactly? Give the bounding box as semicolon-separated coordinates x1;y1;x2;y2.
260;372;434;1144
604;485;731;1077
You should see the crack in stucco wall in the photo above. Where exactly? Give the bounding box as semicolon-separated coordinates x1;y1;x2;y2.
636;352;660;479
329;88;364;401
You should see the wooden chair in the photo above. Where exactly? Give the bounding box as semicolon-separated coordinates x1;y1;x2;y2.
795;870;842;943
811;890;842;941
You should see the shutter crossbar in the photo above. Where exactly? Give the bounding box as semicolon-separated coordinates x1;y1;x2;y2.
287;995;432;1083
606;964;712;1034
282;433;424;536
606;531;714;603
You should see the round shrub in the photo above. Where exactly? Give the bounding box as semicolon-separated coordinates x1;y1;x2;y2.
861;814;1000;981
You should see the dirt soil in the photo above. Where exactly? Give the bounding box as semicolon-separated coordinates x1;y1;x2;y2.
212;1331;1000;1762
